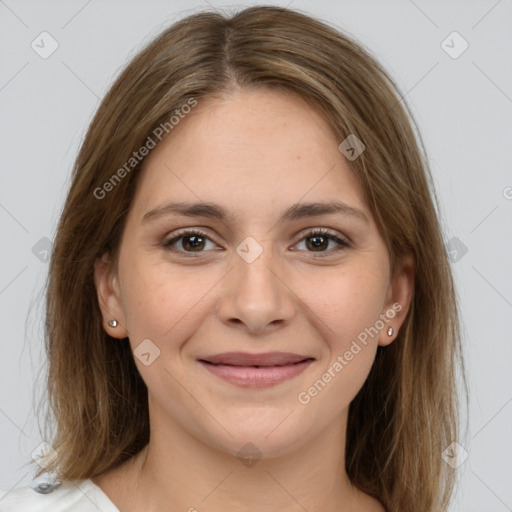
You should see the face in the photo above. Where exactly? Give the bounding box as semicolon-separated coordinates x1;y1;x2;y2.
95;88;412;459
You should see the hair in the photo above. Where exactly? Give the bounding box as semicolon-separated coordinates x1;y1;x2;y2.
34;5;467;511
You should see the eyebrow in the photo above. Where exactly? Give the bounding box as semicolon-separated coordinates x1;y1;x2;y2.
142;200;370;226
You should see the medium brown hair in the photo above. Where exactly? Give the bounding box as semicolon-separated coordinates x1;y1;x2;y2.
34;6;467;510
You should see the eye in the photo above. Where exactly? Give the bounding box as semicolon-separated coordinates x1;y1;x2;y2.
162;229;219;256
162;227;351;258
292;228;351;257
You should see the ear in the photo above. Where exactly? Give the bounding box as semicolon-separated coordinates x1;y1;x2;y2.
378;252;414;347
94;252;128;339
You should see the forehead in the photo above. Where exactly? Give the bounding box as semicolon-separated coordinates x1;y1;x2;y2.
130;88;368;222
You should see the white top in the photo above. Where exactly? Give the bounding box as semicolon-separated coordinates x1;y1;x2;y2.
0;479;119;512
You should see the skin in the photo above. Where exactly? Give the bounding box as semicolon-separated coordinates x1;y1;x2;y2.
93;87;413;512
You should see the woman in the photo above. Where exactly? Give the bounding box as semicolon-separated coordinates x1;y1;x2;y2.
0;5;466;511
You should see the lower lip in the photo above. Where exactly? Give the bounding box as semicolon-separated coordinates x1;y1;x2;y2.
199;359;313;388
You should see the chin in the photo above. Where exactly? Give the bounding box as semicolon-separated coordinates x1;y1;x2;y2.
203;413;313;461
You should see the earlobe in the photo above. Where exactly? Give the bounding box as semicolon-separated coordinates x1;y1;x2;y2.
378;252;414;347
94;253;128;339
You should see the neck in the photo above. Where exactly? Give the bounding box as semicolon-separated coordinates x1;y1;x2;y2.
94;407;374;512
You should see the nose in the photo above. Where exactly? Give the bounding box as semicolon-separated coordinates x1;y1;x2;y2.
216;240;296;335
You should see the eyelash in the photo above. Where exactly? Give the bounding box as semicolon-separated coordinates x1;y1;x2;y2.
162;228;351;258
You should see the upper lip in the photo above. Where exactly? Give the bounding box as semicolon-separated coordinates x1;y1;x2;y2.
199;351;314;367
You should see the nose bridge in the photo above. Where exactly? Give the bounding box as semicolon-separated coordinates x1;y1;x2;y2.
234;234;283;299
218;235;296;332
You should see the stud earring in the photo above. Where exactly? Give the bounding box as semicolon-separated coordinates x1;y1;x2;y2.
109;320;118;327
387;327;394;336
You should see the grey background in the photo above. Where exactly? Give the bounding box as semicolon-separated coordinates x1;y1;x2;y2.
1;0;511;510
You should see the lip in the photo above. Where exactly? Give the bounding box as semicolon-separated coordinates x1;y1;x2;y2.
198;351;315;388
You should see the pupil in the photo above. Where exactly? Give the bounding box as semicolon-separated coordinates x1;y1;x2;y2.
184;235;204;251
308;235;327;251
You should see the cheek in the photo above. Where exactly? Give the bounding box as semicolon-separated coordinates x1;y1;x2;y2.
299;262;388;348
295;268;385;416
120;255;218;347
294;262;387;406
118;258;218;399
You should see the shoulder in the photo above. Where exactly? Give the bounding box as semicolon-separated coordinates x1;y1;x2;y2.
0;478;119;512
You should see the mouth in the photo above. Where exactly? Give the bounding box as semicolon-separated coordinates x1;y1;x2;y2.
197;352;315;388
